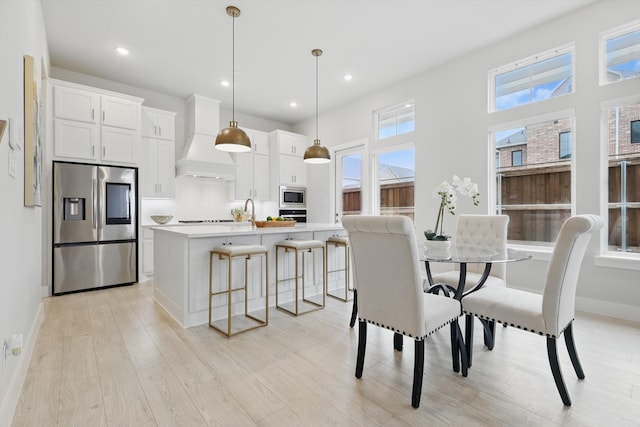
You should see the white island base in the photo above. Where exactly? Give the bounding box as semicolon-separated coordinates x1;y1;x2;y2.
153;223;345;328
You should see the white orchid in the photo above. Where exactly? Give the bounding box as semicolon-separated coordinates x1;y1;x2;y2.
426;176;481;240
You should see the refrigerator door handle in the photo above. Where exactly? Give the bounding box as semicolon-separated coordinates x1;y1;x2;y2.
92;177;97;230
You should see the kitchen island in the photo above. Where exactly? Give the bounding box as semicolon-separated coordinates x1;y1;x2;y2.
153;223;345;328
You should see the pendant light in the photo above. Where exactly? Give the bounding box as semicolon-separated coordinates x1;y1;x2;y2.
303;48;331;164
215;5;251;153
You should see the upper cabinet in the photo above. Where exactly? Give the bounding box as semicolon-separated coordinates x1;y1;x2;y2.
51;80;143;165
142;107;176;140
269;130;308;189
230;128;270;201
140;107;176;198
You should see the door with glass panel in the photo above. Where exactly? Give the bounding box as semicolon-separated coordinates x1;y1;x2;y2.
335;146;364;224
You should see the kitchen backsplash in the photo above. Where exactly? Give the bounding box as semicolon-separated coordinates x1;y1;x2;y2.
140;178;278;225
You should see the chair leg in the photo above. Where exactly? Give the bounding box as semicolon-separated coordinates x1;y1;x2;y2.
564;322;585;379
394;333;403;351
454;319;468;377
479;319;496;350
450;323;460;373
412;339;425;409
547;336;572;406
465;314;474;368
349;289;358;328
355;321;367;378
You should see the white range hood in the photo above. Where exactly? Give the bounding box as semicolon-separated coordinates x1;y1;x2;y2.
175;94;236;181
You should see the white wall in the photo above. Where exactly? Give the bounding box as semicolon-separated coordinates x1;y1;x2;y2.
0;0;49;423
294;1;640;321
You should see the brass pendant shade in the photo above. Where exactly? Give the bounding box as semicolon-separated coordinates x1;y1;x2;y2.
304;48;330;164
215;5;251;153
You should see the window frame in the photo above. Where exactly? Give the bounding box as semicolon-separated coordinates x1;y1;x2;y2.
489;43;575;113
511;150;523;166
374;101;415;141
599;19;640;86
631;120;640;144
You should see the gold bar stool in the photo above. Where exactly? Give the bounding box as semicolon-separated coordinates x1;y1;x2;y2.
325;235;352;302
209;244;268;337
275;239;325;316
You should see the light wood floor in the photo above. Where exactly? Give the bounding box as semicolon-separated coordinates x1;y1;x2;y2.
11;281;640;426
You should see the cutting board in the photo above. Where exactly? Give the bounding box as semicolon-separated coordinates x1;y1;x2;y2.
255;220;296;228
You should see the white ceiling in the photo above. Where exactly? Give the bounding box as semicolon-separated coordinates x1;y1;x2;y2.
41;0;599;125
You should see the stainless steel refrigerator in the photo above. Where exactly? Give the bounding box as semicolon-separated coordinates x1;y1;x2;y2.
53;161;138;294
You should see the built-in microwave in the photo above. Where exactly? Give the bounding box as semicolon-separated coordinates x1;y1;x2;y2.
279;185;306;208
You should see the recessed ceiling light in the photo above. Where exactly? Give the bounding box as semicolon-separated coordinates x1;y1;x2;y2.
220;80;230;87
290;102;297;108
116;46;130;56
344;74;353;81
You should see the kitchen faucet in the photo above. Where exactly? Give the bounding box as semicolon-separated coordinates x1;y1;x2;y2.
244;198;255;228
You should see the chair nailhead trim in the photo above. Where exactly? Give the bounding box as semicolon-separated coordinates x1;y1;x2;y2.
462;310;574;339
358;317;456;340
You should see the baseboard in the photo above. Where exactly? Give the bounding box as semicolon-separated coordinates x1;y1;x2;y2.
0;301;44;427
576;296;640;323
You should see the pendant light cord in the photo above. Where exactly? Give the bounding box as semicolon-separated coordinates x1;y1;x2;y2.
315;52;319;142
232;13;236;123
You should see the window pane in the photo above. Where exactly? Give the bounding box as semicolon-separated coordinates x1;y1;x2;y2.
377;148;415;220
605;103;640;253
559;131;571;159
494;50;573;111
377;103;414;140
495;117;573;244
605;28;640;83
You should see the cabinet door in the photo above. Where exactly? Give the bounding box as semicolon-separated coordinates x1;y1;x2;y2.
233;153;253;200
142;109;175;140
253;154;270;201
101;127;138;164
101;96;140;130
54;85;99;123
54;119;99;160
140;137;155;197
143;238;154;275
278;133;307;157
155;139;175;197
279;155;307;186
252;131;269;155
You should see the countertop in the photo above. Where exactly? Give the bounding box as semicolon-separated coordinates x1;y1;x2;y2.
151;223;342;238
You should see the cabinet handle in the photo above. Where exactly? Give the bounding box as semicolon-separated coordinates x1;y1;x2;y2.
92;145;95;156
154;125;157;135
158;184;162;193
102;147;106;157
103;111;105;122
91;108;95;120
158;126;161;136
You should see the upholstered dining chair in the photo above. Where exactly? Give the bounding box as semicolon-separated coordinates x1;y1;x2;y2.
429;214;509;360
461;214;603;406
343;215;467;409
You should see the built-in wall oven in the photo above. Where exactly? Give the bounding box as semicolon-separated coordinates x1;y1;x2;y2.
279;208;307;223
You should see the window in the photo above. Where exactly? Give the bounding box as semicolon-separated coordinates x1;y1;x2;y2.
601;21;640;85
632;120;640;143
490;45;574;112
511;150;523;166
559;131;572;159
493;112;575;245
376;102;415;140
375;147;415;220
603;100;640;254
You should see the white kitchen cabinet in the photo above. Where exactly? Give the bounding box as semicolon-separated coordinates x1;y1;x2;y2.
269;130;308;196
51;79;142;165
276;131;307;157
140;107;176;198
279;154;307;186
142;107;175;140
54;85;99;124
230;128;270;201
